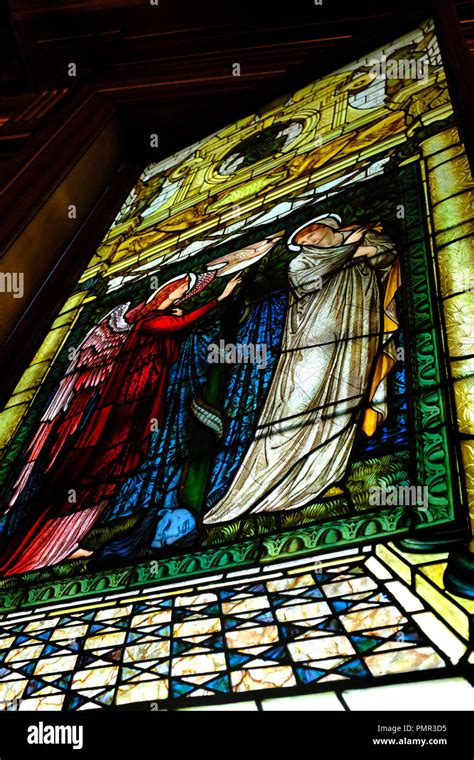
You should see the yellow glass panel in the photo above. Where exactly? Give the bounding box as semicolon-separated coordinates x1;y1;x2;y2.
443;293;474;357
0;405;31;451
432;190;473;232
57;292;88;316
4;388;38;410
452;376;474;435
461;440;474;551
437;238;474;297
435;220;473;248
375;544;411;584
415;573;469;640
32;326;72;365
428;154;474;205
13;361;50;394
420;126;460;157
427;143;466;170
419;562;474;618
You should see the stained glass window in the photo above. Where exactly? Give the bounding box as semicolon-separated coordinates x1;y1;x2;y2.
0;17;473;711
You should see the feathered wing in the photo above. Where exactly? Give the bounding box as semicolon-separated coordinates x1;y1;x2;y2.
8;303;132;508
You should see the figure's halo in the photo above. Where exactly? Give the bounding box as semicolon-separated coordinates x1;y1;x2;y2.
287;213;342;252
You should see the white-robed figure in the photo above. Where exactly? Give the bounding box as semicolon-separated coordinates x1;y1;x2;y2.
203;213;401;524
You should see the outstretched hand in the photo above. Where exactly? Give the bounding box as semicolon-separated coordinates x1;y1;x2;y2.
218;273;243;301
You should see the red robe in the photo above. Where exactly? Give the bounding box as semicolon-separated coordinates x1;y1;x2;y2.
0;299;218;576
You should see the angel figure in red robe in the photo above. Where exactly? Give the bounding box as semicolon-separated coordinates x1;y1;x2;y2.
0;270;241;576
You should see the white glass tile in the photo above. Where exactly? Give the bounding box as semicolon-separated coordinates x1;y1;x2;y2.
343;678;474;711
262;691;345;711
364;556;393;580
385;581;425;612
177;700;259;711
412;612;466;664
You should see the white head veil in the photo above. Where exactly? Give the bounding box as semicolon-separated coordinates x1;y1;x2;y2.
287;214;342;252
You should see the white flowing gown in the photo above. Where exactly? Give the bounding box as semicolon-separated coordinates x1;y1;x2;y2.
203;231;400;524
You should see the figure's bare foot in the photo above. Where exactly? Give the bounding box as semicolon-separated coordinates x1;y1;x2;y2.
68;548;94;560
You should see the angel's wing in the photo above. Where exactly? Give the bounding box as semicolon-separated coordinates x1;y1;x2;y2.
206;233;283;277
8;303;132;508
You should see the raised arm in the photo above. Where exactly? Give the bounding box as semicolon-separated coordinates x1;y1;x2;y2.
349;225;396;266
140;299;219;334
139;273;242;334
